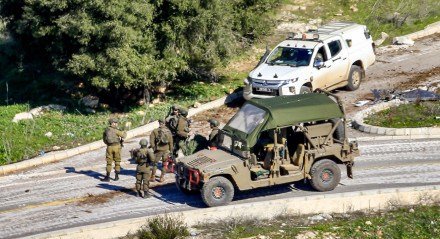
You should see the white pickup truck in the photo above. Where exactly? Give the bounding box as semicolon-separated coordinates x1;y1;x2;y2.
244;22;376;100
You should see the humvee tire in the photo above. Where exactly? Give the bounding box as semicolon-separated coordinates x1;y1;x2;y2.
346;65;362;91
201;176;234;207
310;159;341;191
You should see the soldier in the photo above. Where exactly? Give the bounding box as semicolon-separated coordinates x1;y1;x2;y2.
132;139;155;198
208;119;220;149
165;105;180;133
102;118;127;182
175;108;190;156
150;119;173;182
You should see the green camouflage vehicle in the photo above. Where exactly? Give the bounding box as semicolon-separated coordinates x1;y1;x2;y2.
175;91;359;207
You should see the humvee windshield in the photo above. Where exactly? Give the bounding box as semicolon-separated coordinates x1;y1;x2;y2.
227;103;266;134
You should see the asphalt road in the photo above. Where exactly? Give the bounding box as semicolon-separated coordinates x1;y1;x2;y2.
0;138;439;239
1;35;440;239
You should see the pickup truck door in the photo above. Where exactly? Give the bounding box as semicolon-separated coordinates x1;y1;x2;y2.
311;44;333;90
327;37;350;86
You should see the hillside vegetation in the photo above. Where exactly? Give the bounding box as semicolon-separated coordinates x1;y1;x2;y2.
0;0;280;105
0;0;439;164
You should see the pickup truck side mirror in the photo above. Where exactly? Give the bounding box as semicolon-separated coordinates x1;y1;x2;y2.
313;59;324;69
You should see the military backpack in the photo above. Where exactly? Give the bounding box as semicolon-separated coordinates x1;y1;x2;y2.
103;127;120;145
157;128;169;145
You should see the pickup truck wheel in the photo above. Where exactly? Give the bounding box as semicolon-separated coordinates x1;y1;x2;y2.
300;86;311;94
330;118;345;141
310;159;341;192
346;65;362;91
201;176;234;207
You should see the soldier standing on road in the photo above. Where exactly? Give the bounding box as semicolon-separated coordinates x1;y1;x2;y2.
150;119;173;182
102;118;127;182
175;108;190;156
208;119;220;149
132;139;155;198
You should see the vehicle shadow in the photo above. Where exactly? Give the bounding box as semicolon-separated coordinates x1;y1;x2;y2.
150;183;205;208
233;180;315;202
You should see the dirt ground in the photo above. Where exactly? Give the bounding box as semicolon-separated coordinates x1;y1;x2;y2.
190;33;440;139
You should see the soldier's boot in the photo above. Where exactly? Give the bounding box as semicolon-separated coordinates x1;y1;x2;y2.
144;190;151;198
101;172;110;182
114;172;119;181
136;190;141;197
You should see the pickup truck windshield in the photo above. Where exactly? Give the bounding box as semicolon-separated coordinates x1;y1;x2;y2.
227;103;266;134
266;47;313;67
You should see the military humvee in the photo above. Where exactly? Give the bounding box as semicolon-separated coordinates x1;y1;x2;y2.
175;91;359;207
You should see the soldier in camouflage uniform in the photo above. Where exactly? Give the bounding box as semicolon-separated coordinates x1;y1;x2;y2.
165;105;180;133
102;118;127;182
149;119;173;182
208;119;220;149
132;139;155;198
175;108;190;156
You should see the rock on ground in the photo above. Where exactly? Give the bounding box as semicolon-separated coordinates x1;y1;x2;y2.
393;36;415;46
12;112;33;123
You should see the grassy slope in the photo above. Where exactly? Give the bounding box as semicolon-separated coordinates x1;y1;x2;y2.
1;0;440;164
198;205;440;239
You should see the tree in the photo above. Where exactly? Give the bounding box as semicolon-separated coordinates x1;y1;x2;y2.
1;1;164;94
0;0;279;105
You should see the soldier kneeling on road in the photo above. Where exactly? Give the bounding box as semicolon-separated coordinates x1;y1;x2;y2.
132;139;155;198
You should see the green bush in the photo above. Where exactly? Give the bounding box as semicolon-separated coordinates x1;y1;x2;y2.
123;215;189;239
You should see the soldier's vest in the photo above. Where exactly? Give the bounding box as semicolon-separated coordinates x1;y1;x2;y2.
136;148;151;165
103;127;120;145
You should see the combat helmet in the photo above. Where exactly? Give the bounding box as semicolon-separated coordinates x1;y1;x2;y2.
139;138;148;146
179;108;188;117
208;119;219;127
171;105;180;111
108;118;118;124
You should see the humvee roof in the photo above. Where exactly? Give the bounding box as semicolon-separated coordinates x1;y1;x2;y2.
250;93;343;130
223;93;344;148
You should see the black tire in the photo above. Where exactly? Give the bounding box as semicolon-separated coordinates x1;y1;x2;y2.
310;159;341;192
300;86;312;94
345;65;362;91
201;176;234;207
330;118;345;141
175;176;196;195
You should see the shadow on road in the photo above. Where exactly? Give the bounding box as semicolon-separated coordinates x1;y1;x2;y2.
96;183;137;196
65;167;136;181
150;183;205;208
233;181;314;202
